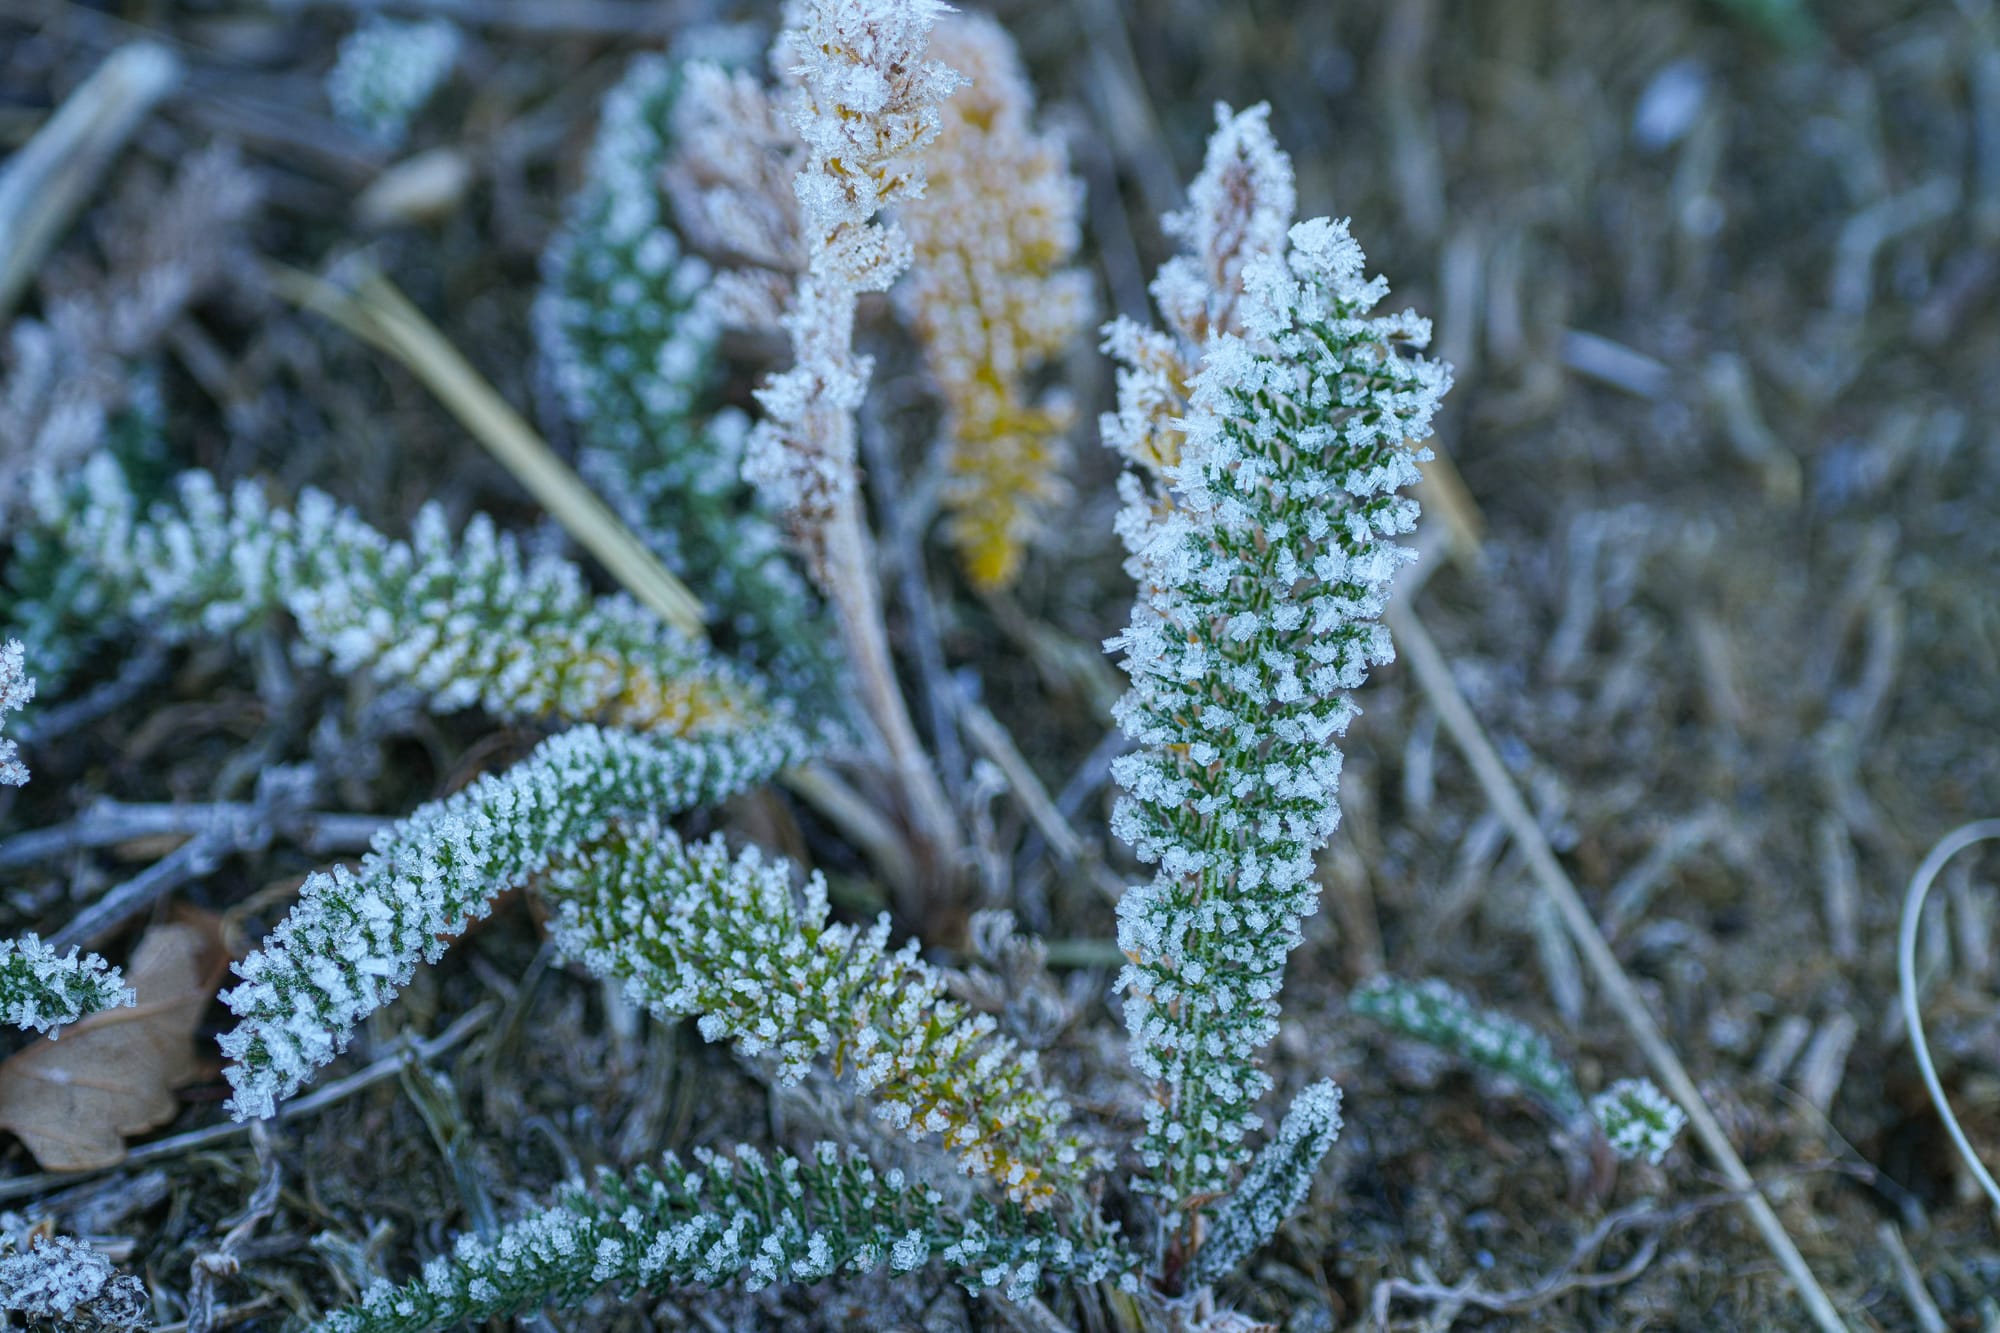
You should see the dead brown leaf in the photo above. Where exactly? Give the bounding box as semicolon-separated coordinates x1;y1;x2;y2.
0;911;228;1170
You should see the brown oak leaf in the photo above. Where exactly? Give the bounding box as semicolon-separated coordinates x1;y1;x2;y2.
0;913;228;1170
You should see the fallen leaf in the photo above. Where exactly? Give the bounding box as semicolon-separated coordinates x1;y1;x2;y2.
0;912;228;1170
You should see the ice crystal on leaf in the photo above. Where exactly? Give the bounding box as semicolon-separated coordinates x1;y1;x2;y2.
1103;105;1450;1228
0;1235;150;1330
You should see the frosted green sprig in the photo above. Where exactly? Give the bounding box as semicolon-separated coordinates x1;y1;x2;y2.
547;825;1098;1207
1590;1078;1687;1164
1104;106;1450;1217
327;16;461;147
219;721;808;1120
315;1142;1132;1332
1185;1079;1342;1288
0;934;132;1035
9;452;776;736
537;56;838;702
0;638;29;787
1349;976;1583;1115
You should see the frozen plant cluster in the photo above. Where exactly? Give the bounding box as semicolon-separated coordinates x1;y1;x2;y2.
1103;103;1450;1221
0;2;1531;1324
0;1234;151;1330
327;16;463;147
547;824;1095;1207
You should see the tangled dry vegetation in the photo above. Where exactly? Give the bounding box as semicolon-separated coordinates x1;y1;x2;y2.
1;0;1998;1328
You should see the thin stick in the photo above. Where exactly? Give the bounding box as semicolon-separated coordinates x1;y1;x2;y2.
1385;598;1848;1332
262;262;708;639
961;701;1084;866
0;43;180;319
1897;819;2000;1216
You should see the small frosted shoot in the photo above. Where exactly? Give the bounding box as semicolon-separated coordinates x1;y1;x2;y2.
0;934;132;1035
0;637;30;787
1591;1078;1688;1165
1349;976;1584;1116
327;16;462;147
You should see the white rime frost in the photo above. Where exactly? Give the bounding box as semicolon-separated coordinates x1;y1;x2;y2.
1104;106;1450;1213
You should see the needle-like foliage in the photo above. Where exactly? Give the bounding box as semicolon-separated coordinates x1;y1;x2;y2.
315;1142;1130;1332
547;824;1098;1207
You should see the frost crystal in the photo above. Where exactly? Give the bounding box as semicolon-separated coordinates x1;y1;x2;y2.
0;1235;150;1329
743;0;962;555
0;638;30;787
1591;1078;1687;1165
1104;106;1450;1216
0;933;133;1035
898;13;1091;591
548;824;1098;1208
327;16;462;147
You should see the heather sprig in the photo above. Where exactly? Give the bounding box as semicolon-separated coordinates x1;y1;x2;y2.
219;720;808;1120
1353;977;1687;1164
9;452;776;736
741;0;963;859
1591;1078;1688;1165
547;825;1098;1207
327;16;462;147
315;1142;1132;1333
1349;976;1583;1116
0;934;132;1035
537;57;838;701
899;12;1091;592
1184;1079;1342;1289
1104;105;1450;1230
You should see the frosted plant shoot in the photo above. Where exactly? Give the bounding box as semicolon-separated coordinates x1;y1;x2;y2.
1102;103;1451;1285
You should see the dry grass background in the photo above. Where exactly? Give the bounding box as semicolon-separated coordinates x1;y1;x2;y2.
1;0;1998;1327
